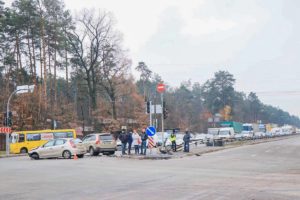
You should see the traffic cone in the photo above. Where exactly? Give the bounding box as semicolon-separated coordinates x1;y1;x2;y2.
73;154;78;160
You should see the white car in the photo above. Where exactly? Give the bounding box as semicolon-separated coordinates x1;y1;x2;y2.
254;132;264;139
28;138;86;159
234;133;244;140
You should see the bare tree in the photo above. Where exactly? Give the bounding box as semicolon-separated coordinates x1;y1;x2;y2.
98;42;131;120
67;9;113;109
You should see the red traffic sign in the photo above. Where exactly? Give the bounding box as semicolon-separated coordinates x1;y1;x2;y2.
157;83;165;93
0;127;11;134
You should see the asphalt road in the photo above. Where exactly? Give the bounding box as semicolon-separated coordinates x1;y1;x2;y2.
1;136;300;200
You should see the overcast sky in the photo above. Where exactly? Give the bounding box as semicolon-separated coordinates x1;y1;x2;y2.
5;0;300;116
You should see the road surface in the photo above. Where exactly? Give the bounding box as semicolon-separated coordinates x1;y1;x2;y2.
0;136;300;200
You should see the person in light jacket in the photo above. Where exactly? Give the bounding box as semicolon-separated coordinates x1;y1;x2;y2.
132;129;141;155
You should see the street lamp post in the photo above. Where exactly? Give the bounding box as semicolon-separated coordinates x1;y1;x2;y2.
5;85;35;156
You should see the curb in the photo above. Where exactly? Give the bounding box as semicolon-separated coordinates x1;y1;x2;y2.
0;154;27;159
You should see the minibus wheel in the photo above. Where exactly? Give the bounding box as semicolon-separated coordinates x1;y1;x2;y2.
20;148;28;154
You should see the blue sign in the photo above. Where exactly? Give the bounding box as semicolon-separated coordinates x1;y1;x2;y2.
146;126;156;136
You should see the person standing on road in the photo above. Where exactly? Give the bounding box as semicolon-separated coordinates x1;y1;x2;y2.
127;130;133;155
183;129;191;152
132;129;141;155
170;129;177;152
140;128;148;155
119;129;128;155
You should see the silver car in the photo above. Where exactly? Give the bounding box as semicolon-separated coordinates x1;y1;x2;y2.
28;138;86;159
82;133;117;156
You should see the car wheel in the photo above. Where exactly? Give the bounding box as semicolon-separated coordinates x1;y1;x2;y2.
89;147;99;156
89;147;95;156
108;151;115;155
62;150;72;159
77;154;84;158
20;148;28;154
31;153;39;160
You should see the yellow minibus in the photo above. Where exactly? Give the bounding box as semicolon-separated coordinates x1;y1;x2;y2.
10;129;77;154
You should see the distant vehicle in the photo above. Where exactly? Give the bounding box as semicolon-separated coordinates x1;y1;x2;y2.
270;128;281;136
241;123;254;139
281;125;293;135
217;127;235;140
82;133;117;156
234;133;244;140
10;129;77;154
207;128;219;136
254;132;264;139
220;121;243;134
28;138;85;160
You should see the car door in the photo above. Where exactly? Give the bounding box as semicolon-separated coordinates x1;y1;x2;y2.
38;140;55;158
53;139;67;157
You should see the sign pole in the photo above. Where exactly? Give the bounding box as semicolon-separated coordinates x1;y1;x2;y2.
161;93;164;132
149;101;152;126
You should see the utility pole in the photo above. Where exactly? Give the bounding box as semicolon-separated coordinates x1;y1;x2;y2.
161;92;164;132
5;85;35;156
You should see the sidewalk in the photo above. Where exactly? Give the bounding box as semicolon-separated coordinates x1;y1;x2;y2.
115;143;222;160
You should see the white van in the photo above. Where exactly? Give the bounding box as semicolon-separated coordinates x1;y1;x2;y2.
217;127;235;140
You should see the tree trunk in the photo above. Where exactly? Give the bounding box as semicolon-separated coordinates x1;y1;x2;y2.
31;32;37;83
65;46;68;98
26;28;33;77
16;33;22;70
111;96;117;120
54;42;57;103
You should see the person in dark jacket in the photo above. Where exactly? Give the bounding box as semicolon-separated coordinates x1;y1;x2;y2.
127;130;133;155
119;129;128;155
140;128;148;155
183;129;191;152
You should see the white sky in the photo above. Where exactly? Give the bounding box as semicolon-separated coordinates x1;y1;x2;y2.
4;0;300;116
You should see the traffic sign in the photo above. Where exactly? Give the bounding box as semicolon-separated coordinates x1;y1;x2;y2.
0;127;11;134
157;83;165;93
146;126;156;136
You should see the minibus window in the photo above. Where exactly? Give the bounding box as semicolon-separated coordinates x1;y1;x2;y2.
19;134;25;142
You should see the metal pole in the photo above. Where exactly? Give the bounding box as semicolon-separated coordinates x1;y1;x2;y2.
149;101;152;126
161;93;164;132
6;90;18;156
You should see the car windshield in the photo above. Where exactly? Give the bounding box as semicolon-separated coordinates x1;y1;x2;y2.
100;135;113;140
219;131;230;135
71;138;82;144
243;126;252;131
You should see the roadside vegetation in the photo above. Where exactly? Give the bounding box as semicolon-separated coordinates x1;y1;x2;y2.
0;0;299;132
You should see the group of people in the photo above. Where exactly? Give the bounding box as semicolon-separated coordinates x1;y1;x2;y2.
170;129;191;152
118;128;149;155
118;128;192;156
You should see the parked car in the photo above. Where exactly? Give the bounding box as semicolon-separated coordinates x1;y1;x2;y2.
28;138;85;160
254;132;264;139
234;133;244;140
82;133;117;156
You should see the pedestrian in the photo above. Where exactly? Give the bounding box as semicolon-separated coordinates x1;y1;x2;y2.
183;129;191;152
127;130;133;155
140;128;148;155
170;129;177;152
132;129;141;155
119;129;128;155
